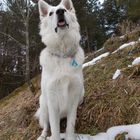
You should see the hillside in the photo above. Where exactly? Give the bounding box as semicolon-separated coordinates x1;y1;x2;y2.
0;29;140;140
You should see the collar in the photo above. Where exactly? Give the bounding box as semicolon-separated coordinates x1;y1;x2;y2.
49;52;80;67
50;51;76;59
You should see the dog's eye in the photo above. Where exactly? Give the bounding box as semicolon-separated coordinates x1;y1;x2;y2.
49;12;54;16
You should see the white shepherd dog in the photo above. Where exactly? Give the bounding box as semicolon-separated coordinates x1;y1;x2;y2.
36;0;85;140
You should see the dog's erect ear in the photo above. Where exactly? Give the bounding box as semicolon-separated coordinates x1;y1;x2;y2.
38;0;50;18
61;0;75;12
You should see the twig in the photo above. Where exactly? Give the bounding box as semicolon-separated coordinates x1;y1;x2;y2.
0;31;24;46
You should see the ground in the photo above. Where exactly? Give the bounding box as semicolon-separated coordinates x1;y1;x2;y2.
0;28;140;140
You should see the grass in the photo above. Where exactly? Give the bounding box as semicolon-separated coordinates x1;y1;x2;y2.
103;27;140;53
0;76;41;140
76;35;140;136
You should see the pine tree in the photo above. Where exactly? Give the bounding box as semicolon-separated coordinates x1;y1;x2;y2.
117;0;140;22
99;0;125;36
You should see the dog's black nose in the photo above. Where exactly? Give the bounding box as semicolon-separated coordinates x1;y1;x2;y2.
56;9;66;15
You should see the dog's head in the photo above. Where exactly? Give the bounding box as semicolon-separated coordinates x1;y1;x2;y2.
38;0;79;33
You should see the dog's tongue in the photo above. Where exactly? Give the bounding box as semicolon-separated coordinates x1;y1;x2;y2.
58;21;65;27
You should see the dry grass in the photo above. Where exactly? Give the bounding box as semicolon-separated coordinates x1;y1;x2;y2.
76;39;140;135
0;76;41;140
103;28;140;53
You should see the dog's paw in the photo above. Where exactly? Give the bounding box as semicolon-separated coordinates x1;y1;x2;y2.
37;136;47;140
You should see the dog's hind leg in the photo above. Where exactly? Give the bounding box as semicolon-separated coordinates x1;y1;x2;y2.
36;109;49;140
37;118;48;140
36;95;49;140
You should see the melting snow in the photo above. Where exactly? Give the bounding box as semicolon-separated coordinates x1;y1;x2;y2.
120;35;125;39
128;57;140;67
91;133;108;140
112;41;137;54
128;65;132;68
83;52;110;68
132;57;140;66
112;69;121;80
47;124;140;140
96;47;104;53
47;134;91;140
107;123;140;140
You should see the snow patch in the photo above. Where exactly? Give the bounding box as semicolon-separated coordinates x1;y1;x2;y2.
107;123;140;140
112;41;137;54
46;124;140;140
120;35;125;39
47;134;91;140
128;57;140;67
128;65;132;68
132;57;140;66
83;52;110;68
96;47;104;53
91;133;108;140
112;69;121;80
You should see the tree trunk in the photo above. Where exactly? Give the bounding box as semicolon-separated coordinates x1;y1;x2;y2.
25;20;35;94
85;26;90;53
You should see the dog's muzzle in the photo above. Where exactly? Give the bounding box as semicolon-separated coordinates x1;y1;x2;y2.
55;9;69;33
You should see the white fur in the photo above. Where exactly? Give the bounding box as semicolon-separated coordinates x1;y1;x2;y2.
35;0;85;140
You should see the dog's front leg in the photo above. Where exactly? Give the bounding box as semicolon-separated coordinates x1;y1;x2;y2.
66;102;78;140
66;80;84;140
66;103;77;140
47;90;61;140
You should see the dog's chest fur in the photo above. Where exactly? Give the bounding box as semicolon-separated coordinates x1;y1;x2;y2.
40;46;84;76
40;30;84;74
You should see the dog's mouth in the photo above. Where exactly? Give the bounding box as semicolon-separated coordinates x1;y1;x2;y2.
57;19;67;27
55;19;69;33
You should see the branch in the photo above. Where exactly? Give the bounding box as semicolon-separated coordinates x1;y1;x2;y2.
0;31;25;47
15;0;26;21
2;0;21;20
29;5;37;20
26;0;30;21
3;81;25;85
1;53;25;58
1;72;25;77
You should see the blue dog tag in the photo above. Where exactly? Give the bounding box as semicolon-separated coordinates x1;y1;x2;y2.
71;59;78;67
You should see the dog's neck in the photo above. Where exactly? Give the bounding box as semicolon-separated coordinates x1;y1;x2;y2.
46;32;79;59
48;43;78;59
49;48;77;58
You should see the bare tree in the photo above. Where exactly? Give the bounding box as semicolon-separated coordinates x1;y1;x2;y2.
1;0;36;93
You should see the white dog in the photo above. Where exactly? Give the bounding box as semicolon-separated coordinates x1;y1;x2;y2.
36;0;85;140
